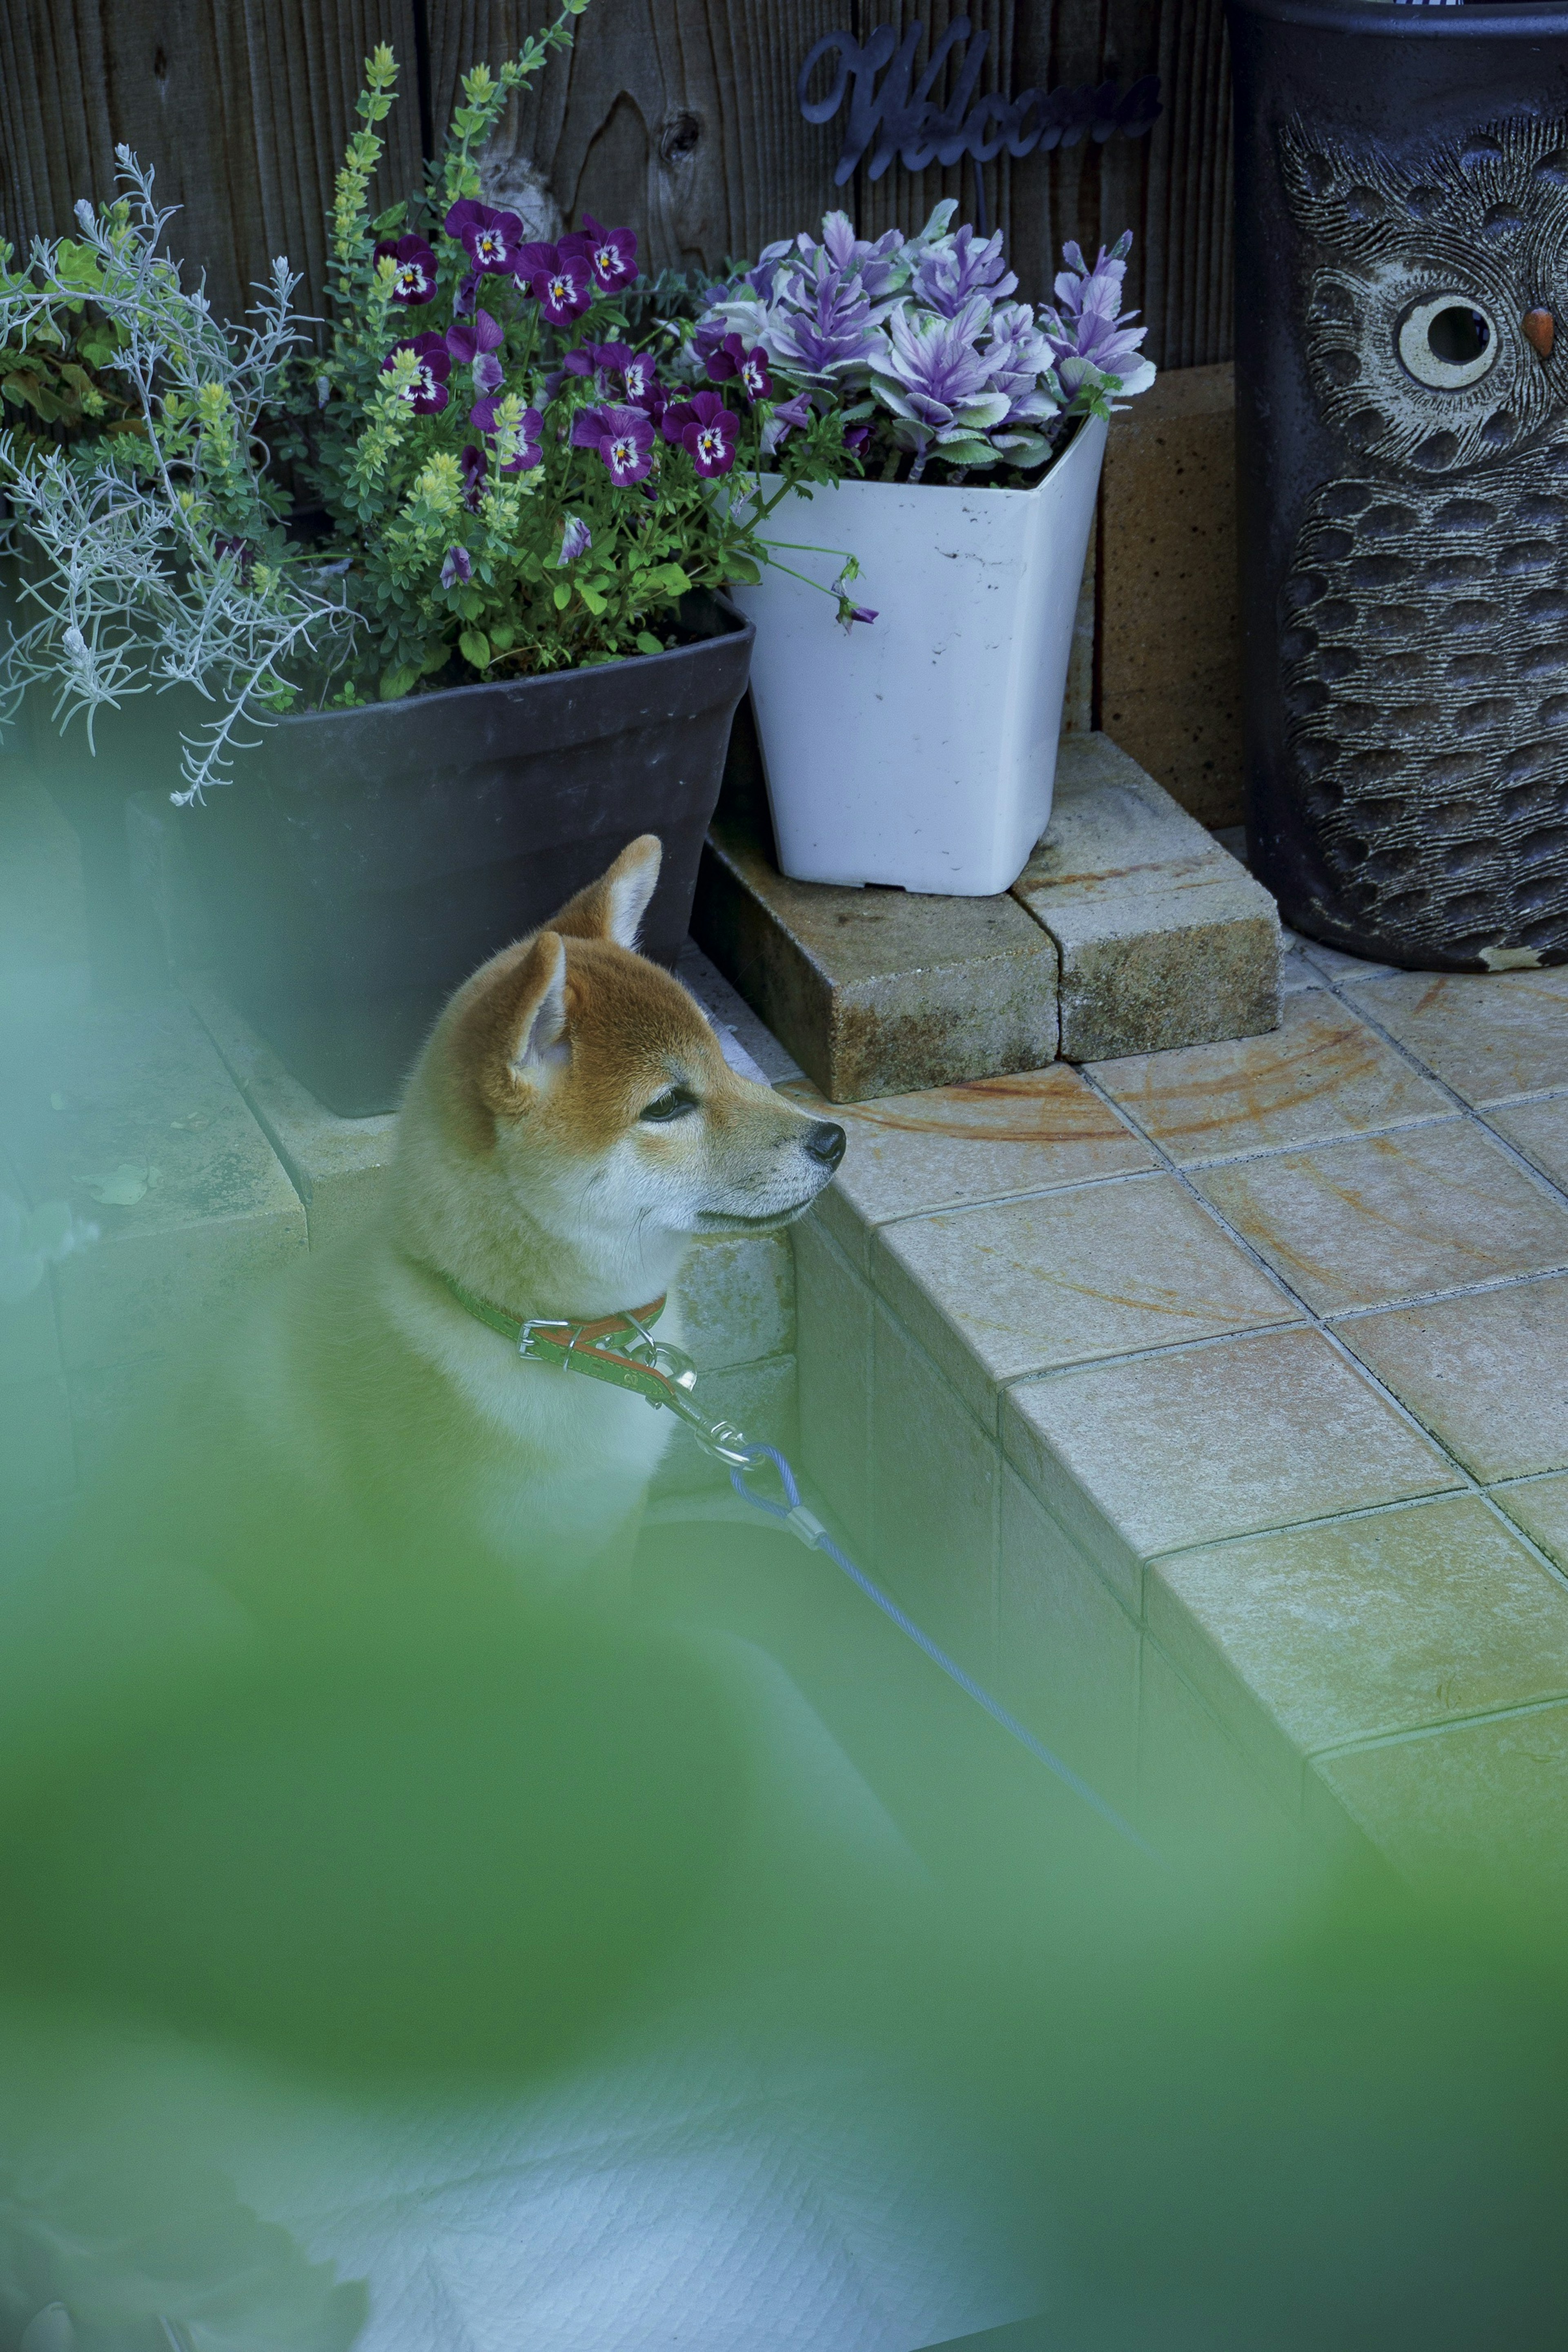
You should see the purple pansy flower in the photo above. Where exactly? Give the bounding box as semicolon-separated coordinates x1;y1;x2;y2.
444;199;525;276
469;398;543;472
441;546;472;589
842;421;871;454
557;514;592;565
447;306;506;396
844;604;878;626
458;441;488;509
213;535;255;581
571;402;656;485
530;255;594;325
761;389;815;453
706;332;772;403
381;332;451;414
514;241;561;281
372;234;438;305
620;350;660;404
664;388;737;479
579;213;637;292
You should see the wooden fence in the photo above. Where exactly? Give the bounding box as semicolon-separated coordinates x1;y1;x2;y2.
0;0;1232;368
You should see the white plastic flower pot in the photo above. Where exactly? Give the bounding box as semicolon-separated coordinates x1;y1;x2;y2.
730;409;1107;897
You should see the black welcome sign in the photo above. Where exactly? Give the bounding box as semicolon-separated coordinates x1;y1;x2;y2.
798;16;1161;229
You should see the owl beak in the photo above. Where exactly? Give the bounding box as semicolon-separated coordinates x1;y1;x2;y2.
1523;307;1555;361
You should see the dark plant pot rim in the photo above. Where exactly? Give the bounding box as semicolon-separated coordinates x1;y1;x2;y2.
1230;0;1568;34
282;594;749;735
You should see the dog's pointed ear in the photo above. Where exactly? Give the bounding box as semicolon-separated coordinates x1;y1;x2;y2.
550;834;662;951
466;931;570;1117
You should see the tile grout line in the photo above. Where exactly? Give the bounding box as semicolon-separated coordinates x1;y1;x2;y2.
1310;1682;1568;1765
1073;1062;1568;1601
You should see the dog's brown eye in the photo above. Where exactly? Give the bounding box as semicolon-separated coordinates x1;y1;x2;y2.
639;1087;698;1123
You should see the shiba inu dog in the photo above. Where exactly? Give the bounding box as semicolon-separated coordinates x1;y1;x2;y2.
174;831;846;1605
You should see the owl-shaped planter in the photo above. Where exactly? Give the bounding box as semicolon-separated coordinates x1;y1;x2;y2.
1228;0;1568;969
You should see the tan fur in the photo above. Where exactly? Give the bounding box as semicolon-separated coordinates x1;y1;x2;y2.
226;836;844;1594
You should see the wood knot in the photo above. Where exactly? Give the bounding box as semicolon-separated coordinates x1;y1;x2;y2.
658;110;704;166
1524;307;1555;360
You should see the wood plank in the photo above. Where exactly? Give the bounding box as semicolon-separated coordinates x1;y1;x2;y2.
0;0;423;335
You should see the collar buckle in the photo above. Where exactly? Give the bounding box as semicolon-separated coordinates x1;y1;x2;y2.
517;1316;571;1358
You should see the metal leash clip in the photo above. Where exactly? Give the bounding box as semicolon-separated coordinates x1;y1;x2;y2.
619;1314;701;1396
662;1385;757;1469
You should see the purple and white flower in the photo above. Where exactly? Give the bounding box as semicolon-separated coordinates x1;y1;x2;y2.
706;331;772;403
571;402;656;485
910;223;1017;319
444;199;526;277
469;397;543;473
440;546;472;589
1041;234;1155;400
446;307;506;396
381;332;451;414
557;514;592;565
580;213;638;292
372;234;438;305
529;254;594;325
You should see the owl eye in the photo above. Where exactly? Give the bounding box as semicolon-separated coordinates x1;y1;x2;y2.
1397;295;1497;390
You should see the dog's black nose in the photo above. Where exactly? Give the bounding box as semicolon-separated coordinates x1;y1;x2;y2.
805;1120;846;1172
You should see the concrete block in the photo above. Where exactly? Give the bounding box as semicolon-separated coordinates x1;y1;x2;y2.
1097;362;1243;828
793;1211;875;1549
674;1232;794;1370
1013;733;1280;1062
184;976;396;1250
0;992;306;1371
693;814;1060;1105
870;1299;999;1686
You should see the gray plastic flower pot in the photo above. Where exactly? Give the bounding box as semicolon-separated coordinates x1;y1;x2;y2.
182;600;754;1117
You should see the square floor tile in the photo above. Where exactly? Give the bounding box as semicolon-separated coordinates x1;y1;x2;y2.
1089;988;1453;1165
1281;928;1398;986
1345;968;1568;1106
1152;1496;1568;1804
1339;1274;1568;1483
1486;1093;1568;1195
781;1063;1154;1251
1003;1324;1460;1572
1194;1121;1568;1314
870;1302;999;1684
875;1173;1299;1428
998;1466;1141;1819
1314;1703;1568;1915
1492;1472;1568;1571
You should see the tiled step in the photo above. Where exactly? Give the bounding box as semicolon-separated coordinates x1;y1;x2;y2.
786;952;1568;1886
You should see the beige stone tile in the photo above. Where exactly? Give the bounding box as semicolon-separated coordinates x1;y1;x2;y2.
1287;934;1397;985
0;993;307;1369
651;1352;795;1498
1314;1704;1568;1914
0;1373;75;1510
1003;1325;1460;1575
1346;967;1568;1106
674;1232;794;1370
870;1301;998;1684
1486;1092;1568;1195
998;1466;1141;1820
1090;988;1453;1165
793;1212;875;1549
1492;1472;1568;1570
1152;1497;1568;1808
1194;1121;1568;1315
1138;1640;1299;1861
874;1173;1299;1429
1339;1276;1568;1483
781;1062;1154;1243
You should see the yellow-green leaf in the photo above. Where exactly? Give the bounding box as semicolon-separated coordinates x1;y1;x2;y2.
552;581;571;611
459;628;491;670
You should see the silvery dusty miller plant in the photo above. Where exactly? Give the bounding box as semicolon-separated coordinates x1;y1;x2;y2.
0;164;356;802
693;205;1155;484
